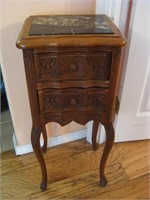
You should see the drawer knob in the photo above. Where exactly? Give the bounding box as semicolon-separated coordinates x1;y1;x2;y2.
70;64;77;72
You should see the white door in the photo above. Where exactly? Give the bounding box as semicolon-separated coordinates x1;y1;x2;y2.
115;0;150;142
87;0;150;144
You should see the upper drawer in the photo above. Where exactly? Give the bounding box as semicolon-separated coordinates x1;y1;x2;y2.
34;51;112;82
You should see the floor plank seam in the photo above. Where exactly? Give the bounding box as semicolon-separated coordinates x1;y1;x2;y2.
1;140;150;199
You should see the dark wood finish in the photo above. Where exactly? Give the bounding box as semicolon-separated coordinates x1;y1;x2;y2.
34;50;112;82
16;15;126;191
100;122;115;186
41;125;47;153
92;120;99;150
31;126;47;191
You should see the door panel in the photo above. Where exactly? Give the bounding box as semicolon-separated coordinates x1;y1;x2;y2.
115;0;150;142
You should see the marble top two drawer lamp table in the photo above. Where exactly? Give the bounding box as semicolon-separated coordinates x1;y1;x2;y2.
16;15;126;191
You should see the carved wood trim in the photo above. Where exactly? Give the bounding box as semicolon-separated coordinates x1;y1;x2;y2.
41;111;104;126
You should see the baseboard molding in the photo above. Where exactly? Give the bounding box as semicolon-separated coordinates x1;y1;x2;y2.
115;133;150;143
13;129;87;155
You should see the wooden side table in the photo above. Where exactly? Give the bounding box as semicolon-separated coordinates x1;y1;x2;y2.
16;15;126;191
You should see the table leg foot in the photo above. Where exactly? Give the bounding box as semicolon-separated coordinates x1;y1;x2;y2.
100;176;107;187
99;122;114;186
40;180;47;191
31;126;47;191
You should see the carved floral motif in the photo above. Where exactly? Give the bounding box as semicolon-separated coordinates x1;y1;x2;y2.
87;93;106;112
62;94;85;109
38;57;58;79
41;91;107;113
43;94;61;111
35;52;111;81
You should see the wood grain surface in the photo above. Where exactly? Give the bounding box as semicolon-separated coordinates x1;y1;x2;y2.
1;139;150;199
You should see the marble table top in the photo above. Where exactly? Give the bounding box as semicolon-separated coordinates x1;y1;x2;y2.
29;15;114;36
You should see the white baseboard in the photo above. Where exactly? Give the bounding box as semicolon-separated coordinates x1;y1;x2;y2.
13;129;87;155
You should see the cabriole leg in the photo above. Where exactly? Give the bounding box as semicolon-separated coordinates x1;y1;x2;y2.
92;120;99;150
31;126;47;191
99;122;115;187
41;125;47;153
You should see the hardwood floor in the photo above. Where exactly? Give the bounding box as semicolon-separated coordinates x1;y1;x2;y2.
0;139;150;199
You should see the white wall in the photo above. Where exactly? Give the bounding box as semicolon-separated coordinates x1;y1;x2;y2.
0;0;95;147
96;0;129;32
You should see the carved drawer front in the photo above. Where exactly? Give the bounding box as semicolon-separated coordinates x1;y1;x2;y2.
34;51;112;82
38;88;108;113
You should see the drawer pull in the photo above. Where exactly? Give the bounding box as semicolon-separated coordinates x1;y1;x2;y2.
70;64;77;72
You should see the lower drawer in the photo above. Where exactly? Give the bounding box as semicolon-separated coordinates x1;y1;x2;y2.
38;88;108;113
